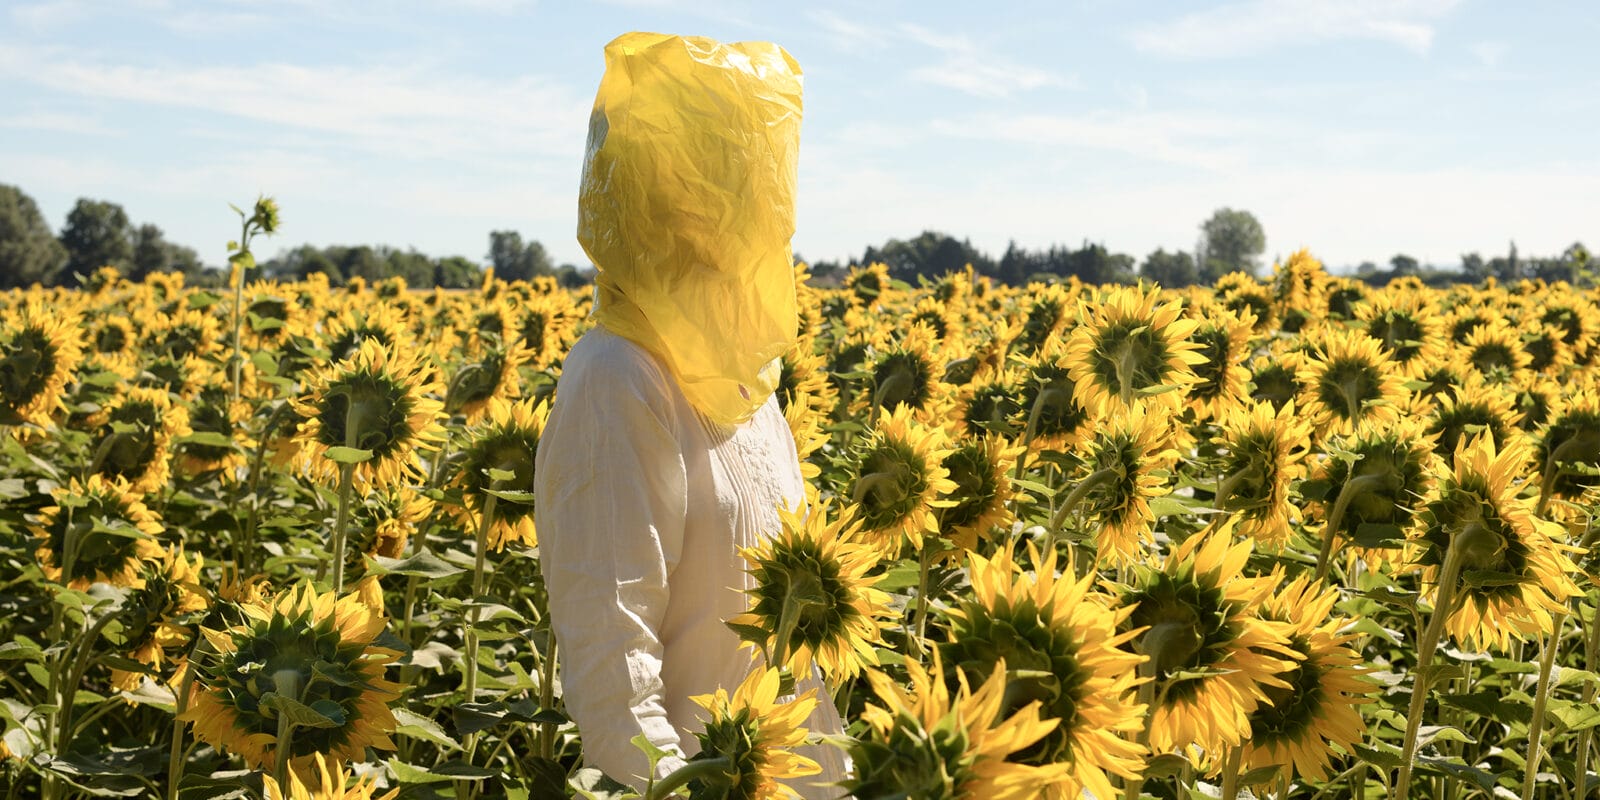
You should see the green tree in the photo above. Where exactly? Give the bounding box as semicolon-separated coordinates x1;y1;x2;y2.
130;223;202;281
1140;248;1198;288
435;256;483;289
1389;253;1419;276
0;184;67;288
1197;207;1265;283
59;197;134;285
488;231;553;282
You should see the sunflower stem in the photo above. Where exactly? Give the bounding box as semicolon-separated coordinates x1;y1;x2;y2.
166;640;204;800
771;582;804;671
645;755;734;800
1314;473;1389;583
327;463;355;593
538;632;558;760
271;669;299;795
1221;746;1244;800
1575;602;1600;799
1395;520;1473;800
463;491;498;725
1536;437;1590;515
850;471;900;508
1047;467;1119;535
1523;611;1567;800
911;544;937;665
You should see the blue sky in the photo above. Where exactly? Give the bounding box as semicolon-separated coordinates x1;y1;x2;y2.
3;0;1596;272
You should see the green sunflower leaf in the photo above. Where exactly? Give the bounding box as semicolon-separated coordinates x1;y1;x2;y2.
259;692;342;729
323;446;374;464
394;707;462;752
367;551;466;579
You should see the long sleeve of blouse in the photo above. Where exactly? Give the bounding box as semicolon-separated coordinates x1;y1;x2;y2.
534;329;691;786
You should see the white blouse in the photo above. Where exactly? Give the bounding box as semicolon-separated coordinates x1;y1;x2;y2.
534;326;848;797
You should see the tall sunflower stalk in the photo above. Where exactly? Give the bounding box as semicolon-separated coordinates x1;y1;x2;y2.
226;196;279;405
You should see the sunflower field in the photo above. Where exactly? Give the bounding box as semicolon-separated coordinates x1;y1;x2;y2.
2;200;1599;800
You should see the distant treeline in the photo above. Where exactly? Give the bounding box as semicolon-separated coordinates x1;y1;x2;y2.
1;184;1590;290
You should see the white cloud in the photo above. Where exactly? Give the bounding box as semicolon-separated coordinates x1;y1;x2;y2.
1471;41;1508;68
0;110;115;136
9;0;87;29
932;110;1252;172
808;8;875;49
897;22;1074;97
1132;0;1461;59
0;46;591;165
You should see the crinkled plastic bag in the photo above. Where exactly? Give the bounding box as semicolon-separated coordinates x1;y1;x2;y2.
579;32;803;426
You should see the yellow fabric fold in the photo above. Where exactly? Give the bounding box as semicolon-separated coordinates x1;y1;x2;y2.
578;31;804;426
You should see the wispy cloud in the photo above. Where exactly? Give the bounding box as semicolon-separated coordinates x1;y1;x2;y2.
9;0;87;30
1132;0;1461;59
898;22;1074;97
933;110;1251;172
0;109;115;136
0;45;590;165
808;8;876;49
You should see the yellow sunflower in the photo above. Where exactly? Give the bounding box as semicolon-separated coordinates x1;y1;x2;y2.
1534;386;1600;507
1213;400;1312;549
183;578;402;776
1057;403;1179;566
1238;573;1372;784
91;384;193;494
729;503;892;682
1247;348;1308;412
178;382;254;479
844;405;957;556
957;367;1025;440
262;752;399;800
686;666;822;800
1015;336;1091;450
453;397;549;551
1299;327;1406;437
443;340;532;424
1065;284;1207;418
942;545;1148;800
847;654;1069;800
1312;416;1438;576
937;435;1022;555
32;474;166;590
1118;529;1299;757
108;547;208;692
1185;306;1257;422
0;301;84;430
1413;433;1582;652
1462;319;1532;382
290;338;445;493
1424;373;1522;458
861;322;942;416
1356;290;1445;378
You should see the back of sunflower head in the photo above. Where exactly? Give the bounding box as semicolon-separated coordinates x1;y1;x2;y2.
579;31;804;426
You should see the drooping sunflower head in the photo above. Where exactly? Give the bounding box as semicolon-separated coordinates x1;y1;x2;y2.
1324;279;1368;321
1314;416;1438;561
178;382;253;479
320;305;409;365
1412;360;1470;408
1185;306;1256;422
1271;249;1331;317
1240;573;1372;784
0;301;84;430
143;308;224;362
1424;375;1522;458
1536;299;1598;364
1535;387;1600;504
1300;327;1406;437
1065;403;1179;566
1414;433;1581;652
1117;530;1298;756
107;547;209;693
1065;284;1206;418
32;474;166;591
453;398;548;551
730;503;892;681
442;340;531;424
843;405;957;555
1011;283;1076;358
941;545;1147;800
1356;290;1444;378
688;666;822;800
1462;320;1532;383
864;323;941;415
1220;278;1276;333
847;654;1069;800
1247;349;1308;412
776;336;835;417
1214;400;1312;548
1447;305;1496;346
290;338;445;493
1015;336;1091;449
91;385;193;494
91;315;137;360
958;368;1025;439
1522;323;1572;375
517;295;580;370
844;262;893;303
937;435;1022;556
183;578;402;775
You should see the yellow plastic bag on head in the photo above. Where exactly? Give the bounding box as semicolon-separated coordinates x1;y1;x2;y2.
579;32;803;426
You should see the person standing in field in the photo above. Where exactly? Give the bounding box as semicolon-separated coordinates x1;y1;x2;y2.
532;32;848;798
